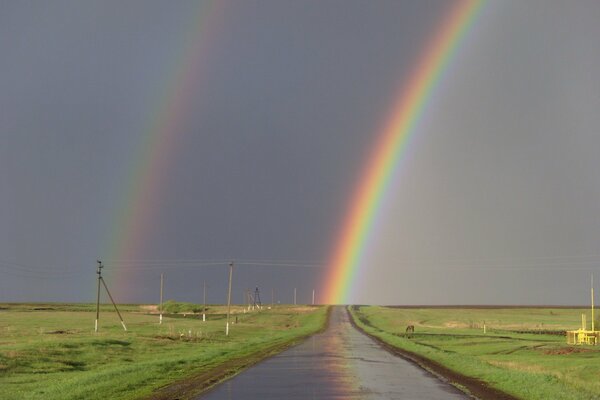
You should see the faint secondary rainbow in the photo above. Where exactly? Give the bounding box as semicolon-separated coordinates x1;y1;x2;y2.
323;0;485;304
105;1;224;300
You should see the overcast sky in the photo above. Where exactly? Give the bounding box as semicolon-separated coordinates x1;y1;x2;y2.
2;0;600;305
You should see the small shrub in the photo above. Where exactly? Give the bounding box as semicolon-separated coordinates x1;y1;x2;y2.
162;300;205;314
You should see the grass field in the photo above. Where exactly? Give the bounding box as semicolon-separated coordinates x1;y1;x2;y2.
350;306;600;400
0;303;327;400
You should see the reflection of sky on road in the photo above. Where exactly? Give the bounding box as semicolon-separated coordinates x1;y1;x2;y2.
197;307;466;399
318;311;363;397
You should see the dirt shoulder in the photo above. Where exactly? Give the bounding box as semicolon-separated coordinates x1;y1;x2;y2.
347;307;519;400
144;307;331;400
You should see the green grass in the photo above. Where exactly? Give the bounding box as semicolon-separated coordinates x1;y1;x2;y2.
0;303;327;400
350;306;600;400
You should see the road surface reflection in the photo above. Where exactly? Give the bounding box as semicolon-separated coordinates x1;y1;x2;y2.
197;307;467;399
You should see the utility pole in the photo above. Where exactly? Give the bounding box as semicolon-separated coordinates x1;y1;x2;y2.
95;260;127;332
312;289;315;305
226;262;233;336
592;273;595;332
159;273;164;324
95;261;102;333
271;288;274;308
203;280;206;322
294;287;297;306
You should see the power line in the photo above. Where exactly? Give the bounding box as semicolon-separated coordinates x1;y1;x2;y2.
102;259;230;265
235;262;324;268
0;264;86;279
102;261;229;270
101;259;326;270
0;259;83;274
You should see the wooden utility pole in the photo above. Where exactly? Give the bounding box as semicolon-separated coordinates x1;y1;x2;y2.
271;288;274;308
226;262;233;336
312;289;315;305
159;273;164;324
95;260;127;332
95;261;102;333
294;287;297;306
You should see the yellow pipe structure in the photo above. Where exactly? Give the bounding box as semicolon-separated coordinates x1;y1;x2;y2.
592;274;595;332
567;275;599;345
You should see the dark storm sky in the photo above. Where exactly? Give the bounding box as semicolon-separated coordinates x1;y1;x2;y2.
1;1;600;305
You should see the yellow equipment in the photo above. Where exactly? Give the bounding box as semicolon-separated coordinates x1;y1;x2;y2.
566;275;600;345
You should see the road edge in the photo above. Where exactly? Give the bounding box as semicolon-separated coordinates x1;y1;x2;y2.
346;306;520;400
143;306;332;400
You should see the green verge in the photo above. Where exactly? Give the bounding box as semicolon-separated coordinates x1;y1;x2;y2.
349;306;600;400
0;303;328;400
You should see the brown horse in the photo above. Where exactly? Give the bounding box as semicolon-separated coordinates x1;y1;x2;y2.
405;325;415;338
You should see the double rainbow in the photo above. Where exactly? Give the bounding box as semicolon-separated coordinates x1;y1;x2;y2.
323;0;485;304
103;1;484;303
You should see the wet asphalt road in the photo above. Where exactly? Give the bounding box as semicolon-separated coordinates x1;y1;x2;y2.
196;307;468;399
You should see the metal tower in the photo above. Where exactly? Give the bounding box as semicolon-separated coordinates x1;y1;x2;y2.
254;287;262;308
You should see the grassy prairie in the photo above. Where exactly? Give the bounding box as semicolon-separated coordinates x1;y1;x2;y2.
0;303;327;400
350;306;600;400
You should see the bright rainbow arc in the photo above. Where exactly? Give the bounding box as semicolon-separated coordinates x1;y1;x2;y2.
323;0;485;304
106;1;223;299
